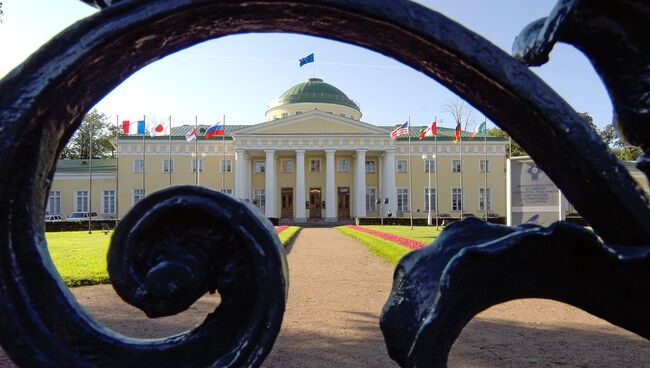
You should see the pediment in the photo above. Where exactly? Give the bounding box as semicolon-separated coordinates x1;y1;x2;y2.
233;111;389;136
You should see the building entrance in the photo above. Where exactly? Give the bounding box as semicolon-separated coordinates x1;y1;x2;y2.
337;187;350;218
281;187;293;218
309;188;322;218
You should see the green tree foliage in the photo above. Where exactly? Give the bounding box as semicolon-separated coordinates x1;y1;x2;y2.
0;2;4;23
486;128;525;158
61;110;118;159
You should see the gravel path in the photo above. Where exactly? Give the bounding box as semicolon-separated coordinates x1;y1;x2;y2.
1;227;650;367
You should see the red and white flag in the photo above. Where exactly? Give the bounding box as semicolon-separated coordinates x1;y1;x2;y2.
185;127;197;142
418;120;437;140
148;122;169;137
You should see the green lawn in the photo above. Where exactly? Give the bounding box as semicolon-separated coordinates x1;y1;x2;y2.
336;226;412;265
47;227;300;287
362;225;441;245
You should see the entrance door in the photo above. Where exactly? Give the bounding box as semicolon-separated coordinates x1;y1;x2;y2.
337;187;350;218
281;188;293;218
309;188;322;218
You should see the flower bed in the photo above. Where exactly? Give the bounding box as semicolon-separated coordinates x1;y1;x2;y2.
275;225;289;233
346;225;426;250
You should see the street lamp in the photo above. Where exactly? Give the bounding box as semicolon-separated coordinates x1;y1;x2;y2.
421;154;437;227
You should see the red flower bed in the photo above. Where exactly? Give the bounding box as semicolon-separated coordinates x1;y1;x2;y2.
275;225;289;233
346;225;426;250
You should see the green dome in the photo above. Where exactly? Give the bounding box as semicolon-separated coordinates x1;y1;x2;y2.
269;78;360;111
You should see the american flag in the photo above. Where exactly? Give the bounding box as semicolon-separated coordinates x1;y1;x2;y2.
390;121;410;140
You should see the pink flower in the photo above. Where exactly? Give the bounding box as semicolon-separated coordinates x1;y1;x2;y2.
275;225;289;233
346;225;425;250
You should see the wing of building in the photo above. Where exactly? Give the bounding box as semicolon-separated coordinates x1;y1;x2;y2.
50;78;512;223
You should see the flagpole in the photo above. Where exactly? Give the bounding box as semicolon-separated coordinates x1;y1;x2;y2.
115;115;119;228
88;117;93;234
459;126;463;221
195;116;198;186
222;114;226;191
483;117;488;221
142;115;146;197
169;115;172;187
434;117;439;229
408;116;413;230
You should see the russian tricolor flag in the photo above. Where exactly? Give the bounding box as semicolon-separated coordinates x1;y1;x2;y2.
122;120;145;135
204;122;225;138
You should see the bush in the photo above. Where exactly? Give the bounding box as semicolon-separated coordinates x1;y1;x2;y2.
45;220;117;232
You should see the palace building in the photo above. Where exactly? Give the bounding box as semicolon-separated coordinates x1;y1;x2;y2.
48;78;511;222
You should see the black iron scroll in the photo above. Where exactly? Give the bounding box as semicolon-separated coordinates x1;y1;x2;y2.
0;0;648;367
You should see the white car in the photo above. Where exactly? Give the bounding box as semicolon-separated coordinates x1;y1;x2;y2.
44;215;63;221
66;212;98;221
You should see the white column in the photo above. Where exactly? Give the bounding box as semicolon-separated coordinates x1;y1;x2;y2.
325;149;337;221
355;149;367;218
235;149;247;199
295;149;306;222
245;154;251;201
382;149;397;216
264;149;276;218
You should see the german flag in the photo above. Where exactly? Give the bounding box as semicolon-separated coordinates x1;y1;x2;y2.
452;122;461;144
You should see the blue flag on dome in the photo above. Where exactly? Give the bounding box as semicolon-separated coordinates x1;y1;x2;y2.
299;53;314;67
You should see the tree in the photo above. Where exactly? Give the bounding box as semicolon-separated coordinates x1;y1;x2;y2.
442;98;475;131
61;110;117;159
0;2;4;23
578;112;642;161
486;128;526;158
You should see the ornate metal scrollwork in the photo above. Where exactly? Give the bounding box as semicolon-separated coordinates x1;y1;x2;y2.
0;0;648;367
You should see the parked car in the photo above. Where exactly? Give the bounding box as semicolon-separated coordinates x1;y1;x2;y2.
44;215;63;221
66;211;98;221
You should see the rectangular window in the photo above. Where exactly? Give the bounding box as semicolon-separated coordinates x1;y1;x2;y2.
366;187;377;212
310;159;321;173
397;160;408;173
452;159;462;173
133;189;145;205
192;159;204;172
253;188;265;213
424;160;436;173
479;159;491;173
133;159;144;173
102;189;116;214
397;188;409;212
163;159;174;172
47;191;61;215
74;190;88;212
281;159;293;173
220;189;233;195
424;187;436;211
452;188;463;211
479;188;492;212
337;159;349;172
365;160;376;173
255;160;266;173
221;159;232;173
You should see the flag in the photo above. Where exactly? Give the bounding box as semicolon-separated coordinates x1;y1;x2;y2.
299;53;314;67
452;122;461;144
418;120;437;140
469;121;486;140
205;122;225;138
148;122;169;137
185;127;197;142
390;121;409;140
122;120;145;135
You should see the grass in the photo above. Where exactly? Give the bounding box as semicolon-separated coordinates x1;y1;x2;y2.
47;227;300;287
362;225;442;245
336;226;412;265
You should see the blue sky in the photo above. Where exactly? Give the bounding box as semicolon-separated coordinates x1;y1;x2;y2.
0;0;613;130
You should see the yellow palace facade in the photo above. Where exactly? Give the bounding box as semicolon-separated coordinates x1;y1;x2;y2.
48;78;509;222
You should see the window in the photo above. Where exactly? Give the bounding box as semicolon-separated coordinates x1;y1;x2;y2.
102;189;116;214
255;160;266;173
310;159;321;173
479;188;492;211
74;190;88;212
253;188;265;213
220;189;233;195
452;159;462;173
397;188;409;212
281;159;293;173
365;160;376;173
133;189;144;204
479;159;491;173
295;111;302;115
47;191;61;215
452;188;463;211
163;159;174;172
337;159;349;172
397;160;408;173
366;187;377;212
424;187;436;211
221;159;232;173
340;113;346;117
282;112;289;118
424;160;436;173
133;159;144;173
192;159;204;172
